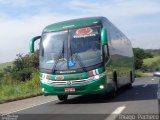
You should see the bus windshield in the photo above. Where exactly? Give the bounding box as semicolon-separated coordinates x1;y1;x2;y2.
40;26;102;73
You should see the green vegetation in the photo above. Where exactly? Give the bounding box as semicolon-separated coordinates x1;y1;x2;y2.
0;71;41;104
133;48;153;69
135;70;146;77
141;56;160;72
133;48;160;77
0;50;40;103
0;62;13;70
145;49;160;56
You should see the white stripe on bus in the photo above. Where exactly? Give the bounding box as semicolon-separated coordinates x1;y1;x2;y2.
93;70;96;75
96;69;99;74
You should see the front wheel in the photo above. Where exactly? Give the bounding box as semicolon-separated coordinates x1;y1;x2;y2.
109;83;117;98
109;72;118;98
57;95;68;101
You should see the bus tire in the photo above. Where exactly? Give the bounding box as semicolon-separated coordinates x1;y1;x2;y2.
109;72;118;98
57;95;68;101
127;71;133;89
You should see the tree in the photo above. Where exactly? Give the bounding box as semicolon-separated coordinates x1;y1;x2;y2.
133;48;153;69
11;50;39;81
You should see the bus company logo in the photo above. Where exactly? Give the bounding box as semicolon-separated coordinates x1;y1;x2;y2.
76;27;93;35
67;81;72;85
55;75;64;80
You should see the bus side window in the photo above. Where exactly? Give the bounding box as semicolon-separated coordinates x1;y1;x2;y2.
103;45;109;61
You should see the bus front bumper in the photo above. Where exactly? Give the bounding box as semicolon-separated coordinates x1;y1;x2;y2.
40;77;112;96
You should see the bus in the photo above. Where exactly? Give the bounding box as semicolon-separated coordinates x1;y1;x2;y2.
30;17;134;101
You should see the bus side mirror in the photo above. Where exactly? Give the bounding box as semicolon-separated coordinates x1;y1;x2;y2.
101;27;108;45
30;36;41;53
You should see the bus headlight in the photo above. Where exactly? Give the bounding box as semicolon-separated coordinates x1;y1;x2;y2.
99;85;104;89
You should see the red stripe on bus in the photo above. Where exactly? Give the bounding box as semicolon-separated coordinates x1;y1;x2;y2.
89;71;93;76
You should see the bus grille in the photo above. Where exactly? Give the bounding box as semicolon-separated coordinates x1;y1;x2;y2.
41;71;106;86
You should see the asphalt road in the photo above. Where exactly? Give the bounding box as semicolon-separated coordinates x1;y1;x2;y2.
1;77;159;120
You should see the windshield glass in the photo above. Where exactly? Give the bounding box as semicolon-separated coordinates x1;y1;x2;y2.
40;26;102;73
69;26;102;69
40;31;68;70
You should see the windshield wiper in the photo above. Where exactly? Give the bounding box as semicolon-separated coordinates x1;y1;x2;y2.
70;46;87;72
74;53;87;72
52;41;64;73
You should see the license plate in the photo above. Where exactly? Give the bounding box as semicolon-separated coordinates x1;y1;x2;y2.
64;88;75;92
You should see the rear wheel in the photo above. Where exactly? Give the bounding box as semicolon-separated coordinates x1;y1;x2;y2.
57;95;68;101
127;71;133;89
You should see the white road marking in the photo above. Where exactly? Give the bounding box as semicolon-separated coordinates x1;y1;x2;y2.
142;84;148;87
105;106;126;120
7;98;58;115
142;79;154;87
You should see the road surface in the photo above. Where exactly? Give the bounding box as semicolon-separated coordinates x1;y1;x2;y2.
0;77;159;120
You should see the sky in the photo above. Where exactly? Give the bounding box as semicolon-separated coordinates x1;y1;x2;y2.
0;0;160;63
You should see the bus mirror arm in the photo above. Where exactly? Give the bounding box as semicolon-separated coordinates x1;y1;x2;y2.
103;44;109;61
30;36;41;53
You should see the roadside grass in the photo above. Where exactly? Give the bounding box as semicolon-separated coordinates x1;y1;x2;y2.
135;70;153;77
0;62;13;70
0;71;42;104
135;70;144;77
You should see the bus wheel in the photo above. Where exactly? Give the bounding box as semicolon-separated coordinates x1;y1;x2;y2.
109;72;118;98
57;95;68;101
109;83;117;98
127;71;133;89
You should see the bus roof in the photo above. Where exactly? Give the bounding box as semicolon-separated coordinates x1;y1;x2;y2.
43;17;104;32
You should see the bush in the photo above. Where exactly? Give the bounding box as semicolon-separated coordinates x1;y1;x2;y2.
0;50;40;103
11;69;32;81
0;71;4;78
141;56;160;72
9;50;39;81
0;50;39;82
133;48;153;70
141;65;148;72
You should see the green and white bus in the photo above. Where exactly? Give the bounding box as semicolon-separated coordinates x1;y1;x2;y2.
30;17;134;101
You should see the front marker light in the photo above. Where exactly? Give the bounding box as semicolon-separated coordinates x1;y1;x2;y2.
99;85;104;89
42;88;45;92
